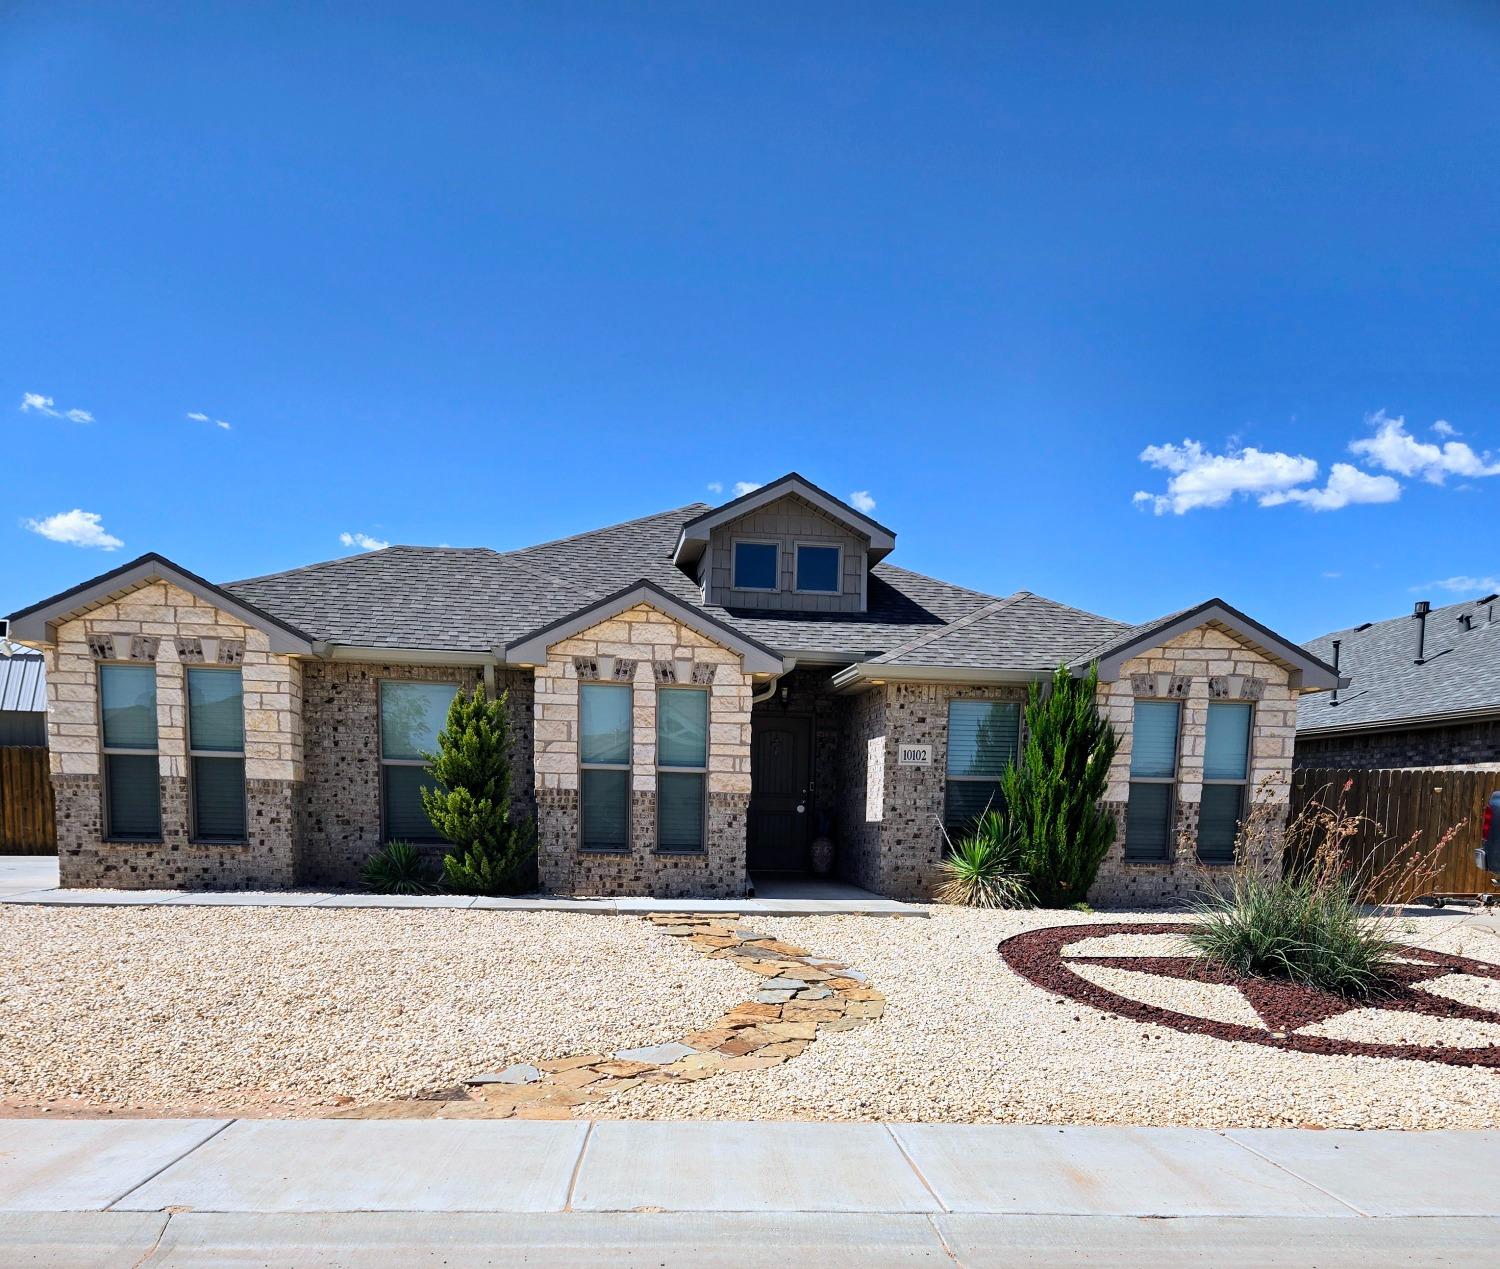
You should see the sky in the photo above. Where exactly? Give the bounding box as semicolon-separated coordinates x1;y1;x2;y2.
4;2;1499;641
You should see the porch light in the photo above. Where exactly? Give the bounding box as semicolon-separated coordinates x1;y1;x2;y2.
199;637;220;664
596;654;616;680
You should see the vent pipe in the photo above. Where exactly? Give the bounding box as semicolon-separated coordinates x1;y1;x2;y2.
1330;639;1341;707
1413;600;1431;665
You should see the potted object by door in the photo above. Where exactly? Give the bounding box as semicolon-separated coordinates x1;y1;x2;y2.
810;810;835;875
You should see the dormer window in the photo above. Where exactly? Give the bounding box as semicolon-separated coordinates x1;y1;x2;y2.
732;540;779;592
795;544;841;594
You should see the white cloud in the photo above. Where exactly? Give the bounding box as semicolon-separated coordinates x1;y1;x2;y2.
339;531;389;551
1133;440;1318;514
1322;571;1341;579
1350;410;1500;484
706;481;723;495
849;490;877;513
1411;575;1500;596
732;481;763;497
1259;463;1401;511
23;509;123;550
187;411;231;431
1432;419;1458;437
20;392;93;423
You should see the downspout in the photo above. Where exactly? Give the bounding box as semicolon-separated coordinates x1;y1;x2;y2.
751;658;797;705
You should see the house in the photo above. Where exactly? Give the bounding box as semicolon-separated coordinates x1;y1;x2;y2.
1297;596;1500;768
0;635;47;747
6;474;1338;904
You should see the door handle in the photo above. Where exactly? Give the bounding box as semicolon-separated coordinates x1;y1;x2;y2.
796;804;806;814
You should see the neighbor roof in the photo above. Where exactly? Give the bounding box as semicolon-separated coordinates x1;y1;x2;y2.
1298;596;1500;735
0;639;45;713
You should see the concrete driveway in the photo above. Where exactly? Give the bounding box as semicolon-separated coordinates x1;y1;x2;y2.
0;855;57;896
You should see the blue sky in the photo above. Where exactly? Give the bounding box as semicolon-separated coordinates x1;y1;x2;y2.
4;2;1498;641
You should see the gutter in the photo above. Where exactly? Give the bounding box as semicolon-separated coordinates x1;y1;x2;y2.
830;663;1048;693
1298;703;1500;740
312;643;500;668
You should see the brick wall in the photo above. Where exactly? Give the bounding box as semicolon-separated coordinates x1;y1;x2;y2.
1296;718;1500;769
533;603;755;898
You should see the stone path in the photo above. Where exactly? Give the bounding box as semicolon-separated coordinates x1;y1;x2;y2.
335;913;886;1120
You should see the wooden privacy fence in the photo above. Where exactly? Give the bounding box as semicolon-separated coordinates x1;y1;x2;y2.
1291;766;1498;902
0;747;56;854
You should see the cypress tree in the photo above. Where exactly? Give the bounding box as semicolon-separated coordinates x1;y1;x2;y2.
1001;663;1120;906
422;685;537;895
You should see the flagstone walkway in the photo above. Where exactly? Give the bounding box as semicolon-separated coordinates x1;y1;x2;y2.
333;913;886;1120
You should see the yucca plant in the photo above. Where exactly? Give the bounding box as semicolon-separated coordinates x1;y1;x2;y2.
362;840;436;895
935;809;1033;909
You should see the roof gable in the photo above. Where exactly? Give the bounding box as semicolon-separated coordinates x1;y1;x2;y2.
673;473;896;570
7;553;315;654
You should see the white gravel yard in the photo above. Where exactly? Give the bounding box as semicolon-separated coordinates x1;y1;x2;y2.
0;906;746;1114
608;910;1500;1129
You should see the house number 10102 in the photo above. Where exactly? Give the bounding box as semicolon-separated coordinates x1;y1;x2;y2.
898;743;933;766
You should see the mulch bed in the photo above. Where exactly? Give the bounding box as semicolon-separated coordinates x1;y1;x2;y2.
999;921;1500;1069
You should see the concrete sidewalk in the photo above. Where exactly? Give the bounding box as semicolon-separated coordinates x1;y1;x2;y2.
0;1119;1495;1265
0;856;926;916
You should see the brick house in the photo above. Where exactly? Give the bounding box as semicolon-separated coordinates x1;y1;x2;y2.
7;474;1338;904
1297;596;1500;769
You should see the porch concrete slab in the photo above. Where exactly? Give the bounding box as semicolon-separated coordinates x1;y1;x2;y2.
160;890;336;906
891;1125;1354;1216
0;1119;229;1212
572;1121;939;1212
0;854;59;894
114;1120;588;1213
147;1211;947;1267
0;1212;169;1269
1225;1128;1500;1216
471;896;615;912
310;893;477;909
935;1214;1500;1267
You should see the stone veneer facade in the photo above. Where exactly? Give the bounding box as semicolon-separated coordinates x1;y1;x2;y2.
46;581;305;889
1089;625;1296;907
532;603;754;898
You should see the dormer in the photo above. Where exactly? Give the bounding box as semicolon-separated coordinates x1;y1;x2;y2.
673;473;896;614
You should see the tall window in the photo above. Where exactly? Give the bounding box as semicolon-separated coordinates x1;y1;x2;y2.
1126;700;1180;861
580;683;631;851
99;663;160;840
657;687;707;852
944;699;1021;828
794;544;841;594
188;668;245;841
1199;702;1252;863
379;681;458;841
732;540;778;591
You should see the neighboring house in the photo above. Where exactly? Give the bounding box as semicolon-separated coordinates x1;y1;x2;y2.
7;473;1337;903
0;636;47;746
1298;596;1500;768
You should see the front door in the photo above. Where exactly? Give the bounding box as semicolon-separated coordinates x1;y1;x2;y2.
747;715;813;872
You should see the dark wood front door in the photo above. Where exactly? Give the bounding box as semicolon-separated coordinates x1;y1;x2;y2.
747;715;812;872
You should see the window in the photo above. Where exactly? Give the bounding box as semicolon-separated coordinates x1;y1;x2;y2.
580;683;631;851
657;687;707;852
794;544;841;594
379;681;458;841
1126;700;1180;861
99;663;160;840
944;699;1021;829
732;540;779;591
188;668;245;841
1199;702;1252;863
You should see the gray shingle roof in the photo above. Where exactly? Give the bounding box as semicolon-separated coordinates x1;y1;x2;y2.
224;503;1004;660
1298;597;1500;733
869;592;1128;670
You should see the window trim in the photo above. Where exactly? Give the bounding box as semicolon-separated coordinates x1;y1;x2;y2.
578;681;632;854
97;660;162;843
730;538;781;593
792;541;843;596
378;678;460;845
186;664;248;844
1198;699;1255;865
1125;697;1182;863
943;697;1022;830
655;683;708;854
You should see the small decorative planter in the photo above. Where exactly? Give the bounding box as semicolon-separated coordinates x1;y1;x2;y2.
810;834;835;875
